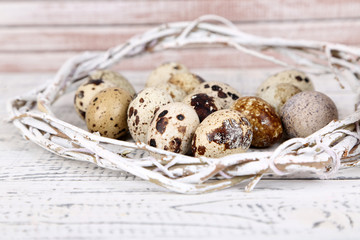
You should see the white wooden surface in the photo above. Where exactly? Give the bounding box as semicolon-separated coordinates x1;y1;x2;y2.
1;69;360;239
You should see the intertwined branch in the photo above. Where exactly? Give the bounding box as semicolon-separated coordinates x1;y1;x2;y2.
7;15;360;194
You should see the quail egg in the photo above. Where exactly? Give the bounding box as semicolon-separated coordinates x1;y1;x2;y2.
182;93;221;122
191;81;241;109
191;109;253;158
147;102;200;154
155;82;187;102
146;62;189;87
281;91;338;138
86;87;132;139
232;96;283;148
168;72;205;94
128;88;173;143
74;69;135;119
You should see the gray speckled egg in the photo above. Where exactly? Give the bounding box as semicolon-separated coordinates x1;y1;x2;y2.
168;72;205;94
156;82;187;102
147;102;200;154
74;69;135;119
191;109;253;158
191;81;241;109
146;62;189;87
86;87;132;139
281;91;338;138
182;93;221;122
258;83;301;114
257;69;314;96
128;88;173;143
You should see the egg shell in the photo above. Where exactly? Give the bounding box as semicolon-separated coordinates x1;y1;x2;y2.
182;93;221;122
128;88;173;143
86;87;132;139
147;102;200;154
168;72;205;94
155;82;187;102
256;69;314;96
74;69;135;119
191;81;241;109
146;62;189;87
257;83;301;114
232;96;283;148
192;109;253;158
281;91;338;138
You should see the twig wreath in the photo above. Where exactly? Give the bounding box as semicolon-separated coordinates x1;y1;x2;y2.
7;15;360;194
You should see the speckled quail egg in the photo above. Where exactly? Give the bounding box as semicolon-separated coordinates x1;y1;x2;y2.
86;87;132;139
281;91;338;138
155;82;187;102
191;81;241;109
257;83;301;114
182;93;222;122
232;96;283;148
256;69;314;96
168;72;205;94
147;102;200;154
127;88;173;143
146;62;189;87
192;109;253;158
74;69;135;119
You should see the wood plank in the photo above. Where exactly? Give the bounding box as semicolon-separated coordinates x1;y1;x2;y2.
1;20;360;52
0;0;359;26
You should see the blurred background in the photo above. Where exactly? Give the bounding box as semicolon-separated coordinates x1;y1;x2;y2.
0;0;359;72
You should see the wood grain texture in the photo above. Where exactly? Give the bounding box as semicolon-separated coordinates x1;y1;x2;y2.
1;20;359;52
1;70;359;238
0;0;359;26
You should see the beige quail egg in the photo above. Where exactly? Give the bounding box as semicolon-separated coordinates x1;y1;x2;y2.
86;87;132;139
257;69;314;96
191;109;253;158
146;62;189;87
74;69;135;119
182;93;221;122
281;91;338;138
168;72;205;94
257;83;301;114
155;82;187;102
232;96;283;148
147;102;200;154
128;88;173;143
191;81;241;109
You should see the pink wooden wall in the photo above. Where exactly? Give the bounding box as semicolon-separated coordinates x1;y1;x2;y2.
0;0;359;72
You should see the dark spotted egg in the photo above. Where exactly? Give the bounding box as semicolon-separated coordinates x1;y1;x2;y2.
191;109;252;158
182;93;221;122
127;88;173;143
146;102;200;154
191;81;241;109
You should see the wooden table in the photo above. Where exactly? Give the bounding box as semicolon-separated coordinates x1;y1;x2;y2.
1;68;359;239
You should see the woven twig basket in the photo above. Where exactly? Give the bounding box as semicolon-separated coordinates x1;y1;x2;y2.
8;15;360;194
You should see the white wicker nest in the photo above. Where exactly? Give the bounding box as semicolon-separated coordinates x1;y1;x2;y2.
7;15;360;194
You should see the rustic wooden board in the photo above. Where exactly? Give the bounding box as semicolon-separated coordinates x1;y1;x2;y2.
0;0;359;26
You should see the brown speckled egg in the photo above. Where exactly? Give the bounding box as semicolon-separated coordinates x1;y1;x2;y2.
257;69;314;96
86;87;132;139
127;88;173;143
232;96;283;148
281;91;338;138
182;93;221;122
258;83;301;114
147;102;200;154
191;81;241;109
192;109;252;158
146;62;189;87
74;69;135;119
168;72;205;94
156;82;187;102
